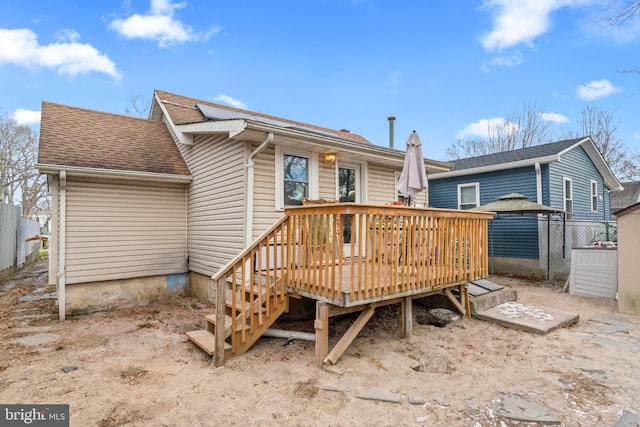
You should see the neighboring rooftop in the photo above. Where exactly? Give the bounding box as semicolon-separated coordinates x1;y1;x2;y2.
448;138;585;171
611;181;640;214
38;102;191;176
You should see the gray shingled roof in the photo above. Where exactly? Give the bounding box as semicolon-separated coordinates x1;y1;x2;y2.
611;181;640;212
449;138;585;171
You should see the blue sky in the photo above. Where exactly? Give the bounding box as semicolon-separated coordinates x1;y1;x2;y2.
1;0;639;161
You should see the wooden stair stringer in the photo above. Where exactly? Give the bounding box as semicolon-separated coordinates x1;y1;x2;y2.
228;297;289;358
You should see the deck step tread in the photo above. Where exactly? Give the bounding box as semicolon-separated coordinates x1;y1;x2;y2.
226;298;267;314
186;330;231;356
204;313;247;334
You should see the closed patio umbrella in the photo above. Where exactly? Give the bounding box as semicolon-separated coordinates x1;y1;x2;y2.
397;130;428;206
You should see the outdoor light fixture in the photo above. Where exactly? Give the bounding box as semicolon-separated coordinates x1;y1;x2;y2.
324;153;336;168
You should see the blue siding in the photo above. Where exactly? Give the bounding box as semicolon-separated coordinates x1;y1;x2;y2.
548;146;611;220
429;166;540;259
429;166;538;209
429;144;613;261
491;217;538;259
540;163;550;206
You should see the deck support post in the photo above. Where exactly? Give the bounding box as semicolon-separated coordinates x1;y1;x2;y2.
314;301;329;367
214;277;227;366
324;304;375;365
462;283;471;318
401;296;412;338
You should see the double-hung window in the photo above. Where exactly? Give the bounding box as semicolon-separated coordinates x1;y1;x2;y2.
275;146;318;209
283;154;309;205
590;180;598;212
458;183;479;210
563;177;573;219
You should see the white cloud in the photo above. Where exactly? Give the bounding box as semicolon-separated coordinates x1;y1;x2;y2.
110;0;218;48
213;94;247;110
0;28;120;78
457;117;519;139
479;0;572;51
490;54;523;68
540;112;569;123
12;108;41;125
576;80;621;100
481;53;523;71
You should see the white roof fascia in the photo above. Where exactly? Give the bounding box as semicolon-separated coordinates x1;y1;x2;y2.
36;164;192;184
559;137;622;191
429;155;560;180
175;119;248;138
153;93;193;145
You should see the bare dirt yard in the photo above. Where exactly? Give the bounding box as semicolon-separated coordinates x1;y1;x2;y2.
1;259;639;426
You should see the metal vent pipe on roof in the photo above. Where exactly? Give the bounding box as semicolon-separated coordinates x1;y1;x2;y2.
388;116;396;149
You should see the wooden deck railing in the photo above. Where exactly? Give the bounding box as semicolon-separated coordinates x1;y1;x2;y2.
211;203;493;364
284;204;493;306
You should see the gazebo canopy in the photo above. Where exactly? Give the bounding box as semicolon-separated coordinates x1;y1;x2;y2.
472;192;565;215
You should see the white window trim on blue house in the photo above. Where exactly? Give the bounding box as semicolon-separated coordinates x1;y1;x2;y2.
590;179;598;213
275;146;318;210
563;177;573;219
457;182;480;210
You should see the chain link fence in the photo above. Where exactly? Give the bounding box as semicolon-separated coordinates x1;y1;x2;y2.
488;216;617;281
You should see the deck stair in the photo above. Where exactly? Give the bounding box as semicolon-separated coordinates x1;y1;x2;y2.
187;277;288;358
185;205;494;366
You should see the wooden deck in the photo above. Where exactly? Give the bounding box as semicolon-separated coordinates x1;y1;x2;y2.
286;260;470;307
188;203;494;366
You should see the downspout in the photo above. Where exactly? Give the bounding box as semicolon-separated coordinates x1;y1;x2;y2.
535;162;542;204
58;171;67;321
245;132;274;246
535;163;550;278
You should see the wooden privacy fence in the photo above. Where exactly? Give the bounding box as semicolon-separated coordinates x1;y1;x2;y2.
210;203;492;364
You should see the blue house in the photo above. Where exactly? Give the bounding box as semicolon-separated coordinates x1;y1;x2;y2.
428;137;623;279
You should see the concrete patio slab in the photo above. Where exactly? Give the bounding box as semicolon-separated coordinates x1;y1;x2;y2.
475;301;579;335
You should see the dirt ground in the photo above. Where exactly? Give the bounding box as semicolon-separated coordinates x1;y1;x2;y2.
1;259;639;427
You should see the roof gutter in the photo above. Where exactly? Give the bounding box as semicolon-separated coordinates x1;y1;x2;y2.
535;162;542;204
174;118;451;172
429;155;560;180
191;120;453;173
242;121;453;172
36;164;192;183
245;132;274;246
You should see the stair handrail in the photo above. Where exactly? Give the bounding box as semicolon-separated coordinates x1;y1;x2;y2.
212;215;289;282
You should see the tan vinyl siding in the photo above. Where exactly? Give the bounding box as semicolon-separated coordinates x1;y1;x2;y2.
319;164;336;199
64;178;187;284
252;144;282;239
367;163;428;206
179;135;246;275
367;163;400;204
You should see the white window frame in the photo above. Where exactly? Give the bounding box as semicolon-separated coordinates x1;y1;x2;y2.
563;177;573;218
394;171;405;202
457;182;480;210
275;146;318;210
590;179;598;213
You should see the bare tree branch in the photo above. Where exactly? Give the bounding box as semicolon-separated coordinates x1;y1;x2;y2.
0;112;48;219
124;93;151;118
